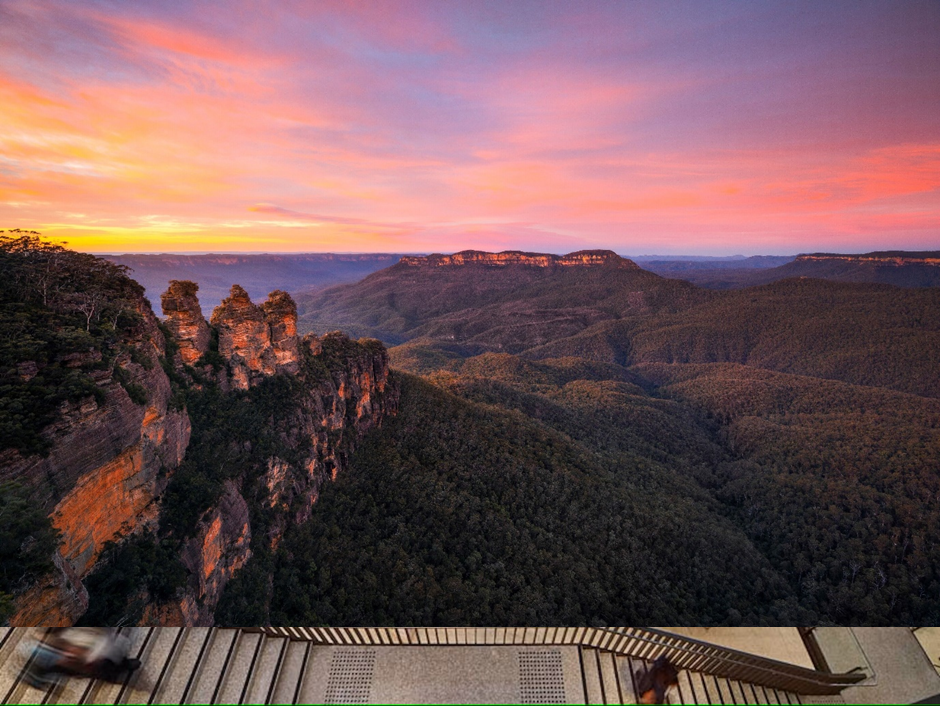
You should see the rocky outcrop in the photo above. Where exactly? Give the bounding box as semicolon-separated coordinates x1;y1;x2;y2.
285;332;395;527
155;286;397;624
204;285;304;389
176;482;252;626
160;280;211;365
3;298;191;625
6;258;394;627
262;290;301;375
8;552;89;626
210;285;276;390
399;249;640;269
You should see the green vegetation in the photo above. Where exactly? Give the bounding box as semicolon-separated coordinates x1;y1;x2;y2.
297;257;705;346
79;533;188;626
0;482;60;623
8;239;939;626
273;343;935;625
250;375;803;626
642;362;940;624
159;372;315;540
298;258;940;399
0;231;148;455
620;279;940;398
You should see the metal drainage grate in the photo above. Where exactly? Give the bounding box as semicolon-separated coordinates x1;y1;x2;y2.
519;649;566;704
324;649;376;704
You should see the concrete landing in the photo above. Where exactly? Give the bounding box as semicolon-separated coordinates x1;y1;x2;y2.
297;645;584;704
828;628;940;705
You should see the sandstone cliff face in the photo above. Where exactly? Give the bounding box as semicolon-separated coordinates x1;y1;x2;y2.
155;286;397;624
399;249;640;269
210;284;276;390
204;285;303;389
6;269;393;627
262;290;301;375
160;280;211;365
3;299;190;626
8;553;88;626
176;481;252;626
272;332;395;531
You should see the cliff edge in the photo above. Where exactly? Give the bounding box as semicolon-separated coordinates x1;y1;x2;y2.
2;237;396;627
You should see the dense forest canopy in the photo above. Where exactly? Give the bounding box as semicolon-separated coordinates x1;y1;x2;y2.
218;348;940;625
0;231;147;454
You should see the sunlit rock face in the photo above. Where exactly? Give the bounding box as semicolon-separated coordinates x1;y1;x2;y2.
150;285;397;625
399;249;641;269
262;289;301;375
176;481;252;626
148;331;397;625
160;280;211;365
8;553;88;626
210;285;277;390
9;277;396;627
3;298;190;626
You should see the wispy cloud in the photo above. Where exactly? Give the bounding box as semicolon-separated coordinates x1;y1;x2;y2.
1;0;938;254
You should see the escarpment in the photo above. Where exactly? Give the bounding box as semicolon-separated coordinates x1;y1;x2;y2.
3;285;190;625
3;242;395;626
796;252;940;267
144;282;397;626
398;249;640;269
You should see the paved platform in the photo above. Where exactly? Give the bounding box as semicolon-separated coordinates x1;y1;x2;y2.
299;645;584;704
0;627;875;705
836;628;940;706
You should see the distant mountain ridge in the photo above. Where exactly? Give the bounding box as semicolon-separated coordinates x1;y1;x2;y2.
298;249;702;347
298;249;940;399
400;249;640;269
647;250;940;289
795;251;940;266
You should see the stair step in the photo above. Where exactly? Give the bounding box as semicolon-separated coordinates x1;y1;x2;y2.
676;669;707;704
730;679;756;704
744;681;772;705
0;629;34;704
268;639;308;705
182;629;239;704
580;647;604;705
611;655;637;705
596;650;625;704
77;628;153;705
214;631;263;704
704;673;727;704
119;627;184;705
711;675;734;704
9;672;50;706
2;629;54;706
241;636;286;704
149;628;212;704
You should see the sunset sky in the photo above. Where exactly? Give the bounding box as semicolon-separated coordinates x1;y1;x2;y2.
1;1;938;255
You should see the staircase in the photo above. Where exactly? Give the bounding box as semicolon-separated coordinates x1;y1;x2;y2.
0;626;858;704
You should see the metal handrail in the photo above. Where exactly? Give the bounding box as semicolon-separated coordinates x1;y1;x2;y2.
255;626;865;695
597;627;865;695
